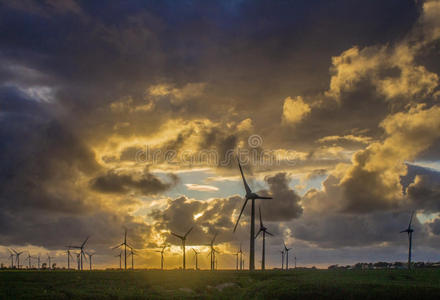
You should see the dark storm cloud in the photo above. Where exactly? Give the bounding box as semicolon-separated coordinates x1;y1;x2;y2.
406;166;440;213
258;173;303;221
90;169;178;195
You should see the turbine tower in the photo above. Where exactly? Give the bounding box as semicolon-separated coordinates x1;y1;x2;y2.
171;227;193;270
206;233;218;271
115;251;122;269
86;252;94;270
255;206;273;270
128;248;135;270
155;245;167;270
239;243;243;270
69;236;90;270
112;228;132;270
12;249;24;269
25;253;34;269
233;252;239;270
192;248;199;270
7;249;14;268
65;247;74;270
47;254;56;270
283;242;292;270
280;250;285;270
233;159;272;271
400;211;415;270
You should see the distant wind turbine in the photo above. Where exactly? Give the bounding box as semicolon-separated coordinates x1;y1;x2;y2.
7;249;14;268
233;159;272;271
12;249;24;269
400;211;415;270
155;245;168;270
283;242;292;270
115;251;122;269
127;248;135;270
280;249;284;270
171;227;193;270
86;252;95;270
206;233;218;271
65;247;74;270
113;228;132;270
192;248;200;270
47;254;56;270
239;243;243;270
255;206;273;270
69;236;90;270
233;252;239;270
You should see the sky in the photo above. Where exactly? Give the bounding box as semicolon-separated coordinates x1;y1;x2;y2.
1;0;440;270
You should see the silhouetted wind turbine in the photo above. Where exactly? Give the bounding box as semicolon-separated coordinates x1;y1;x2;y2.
284;242;291;270
37;255;41;270
69;236;90;270
171;227;193;270
233;159;272;270
400;211;415;270
239;243;243;270
255;206;273;270
115;251;122;269
233;252;239;270
7;249;14;268
155;245;167;270
206;233;218;271
25;252;34;269
127;248;135;270
47;254;56;270
76;253;81;270
12;249;24;269
65;247;74;269
280;249;284;270
113;228;132;270
192;248;199;270
294;256;297;269
86;251;94;270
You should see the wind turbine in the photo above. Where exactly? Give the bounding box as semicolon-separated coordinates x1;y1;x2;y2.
283;242;292;270
7;249;14;268
37;255;41;270
155;245;167;270
171;227;193;270
86;252;94;270
255;206;273;270
76;253;81;270
127;248;135;270
115;251;122;269
280;249;285;270
233;252;239;270
65;247;74;270
112;228;132;270
400;211;415;270
206;233;218;271
239;243;243;270
294;256;297;269
69;236;90;270
192;248;200;270
233;159;272;270
47;254;56;270
25;253;34;269
12;249;24;269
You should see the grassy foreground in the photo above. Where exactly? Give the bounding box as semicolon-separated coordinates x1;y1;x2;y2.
1;268;440;299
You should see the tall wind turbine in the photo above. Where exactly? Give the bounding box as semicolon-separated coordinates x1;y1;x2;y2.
69;236;90;270
280;250;284;270
233;159;272;270
86;252;94;270
65;247;74;270
7;249;14;268
115;251;122;269
128;248;135;270
206;233;218;271
155;245;167;270
192;248;199;270
171;227;193;270
47;254;56;270
113;228;132;270
255;206;273;270
283;242;292;270
12;249;24;269
400;211;415;270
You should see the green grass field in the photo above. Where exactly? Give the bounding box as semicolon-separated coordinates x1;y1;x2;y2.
1;269;440;299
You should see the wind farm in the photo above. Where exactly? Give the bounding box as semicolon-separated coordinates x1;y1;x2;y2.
2;0;440;298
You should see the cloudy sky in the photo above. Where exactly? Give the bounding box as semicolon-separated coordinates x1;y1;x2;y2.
1;0;440;269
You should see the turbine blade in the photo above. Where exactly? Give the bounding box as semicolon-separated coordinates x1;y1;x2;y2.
238;158;252;195
266;231;274;236
171;232;184;239
255;229;262;239
408;211;415;229
256;196;272;199
233;199;249;232
211;232;218;244
400;229;408;233
112;243;123;250
184;227;193;238
81;236;90;248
